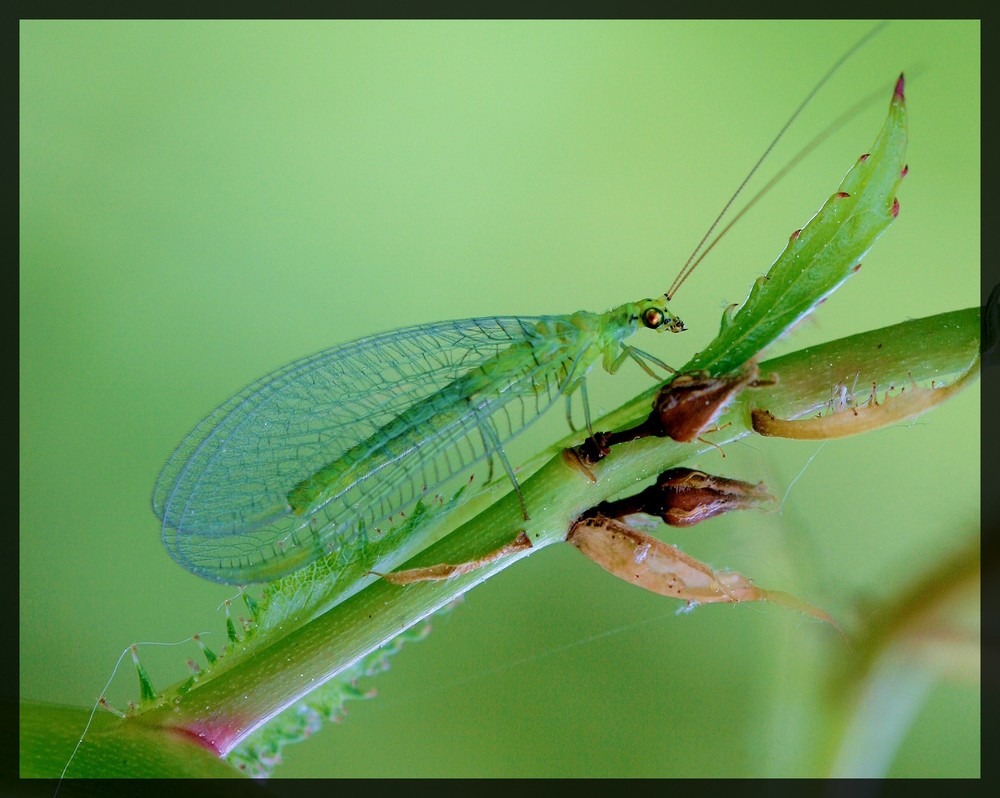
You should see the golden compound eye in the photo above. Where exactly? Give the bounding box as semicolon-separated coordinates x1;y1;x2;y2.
641;307;664;329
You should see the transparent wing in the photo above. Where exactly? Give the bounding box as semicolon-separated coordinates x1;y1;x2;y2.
153;314;592;583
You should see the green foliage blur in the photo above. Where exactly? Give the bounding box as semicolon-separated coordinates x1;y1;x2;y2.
20;21;979;777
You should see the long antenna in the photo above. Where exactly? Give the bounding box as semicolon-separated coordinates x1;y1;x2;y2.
678;78;899;288
664;21;888;302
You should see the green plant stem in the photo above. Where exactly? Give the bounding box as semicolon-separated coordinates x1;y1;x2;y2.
136;305;980;757
19;702;243;780
820;534;980;776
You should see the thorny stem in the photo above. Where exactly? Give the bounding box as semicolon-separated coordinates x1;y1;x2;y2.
137;305;980;756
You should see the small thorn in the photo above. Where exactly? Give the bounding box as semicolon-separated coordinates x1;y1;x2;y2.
790;229;801;241
901;164;909;178
241;589;260;620
835;191;850;199
858;153;870;162
894;73;905;100
130;644;156;702
891;198;900;218
853;262;863;273
193;633;217;665
98;697;127;719
225;600;239;645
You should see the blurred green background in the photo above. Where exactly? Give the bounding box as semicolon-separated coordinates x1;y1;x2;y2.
21;21;979;777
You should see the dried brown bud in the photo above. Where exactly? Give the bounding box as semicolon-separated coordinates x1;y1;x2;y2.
581;467;773;528
570;364;773;466
652;365;771;443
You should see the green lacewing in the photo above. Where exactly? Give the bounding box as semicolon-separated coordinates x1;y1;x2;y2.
153;300;685;584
